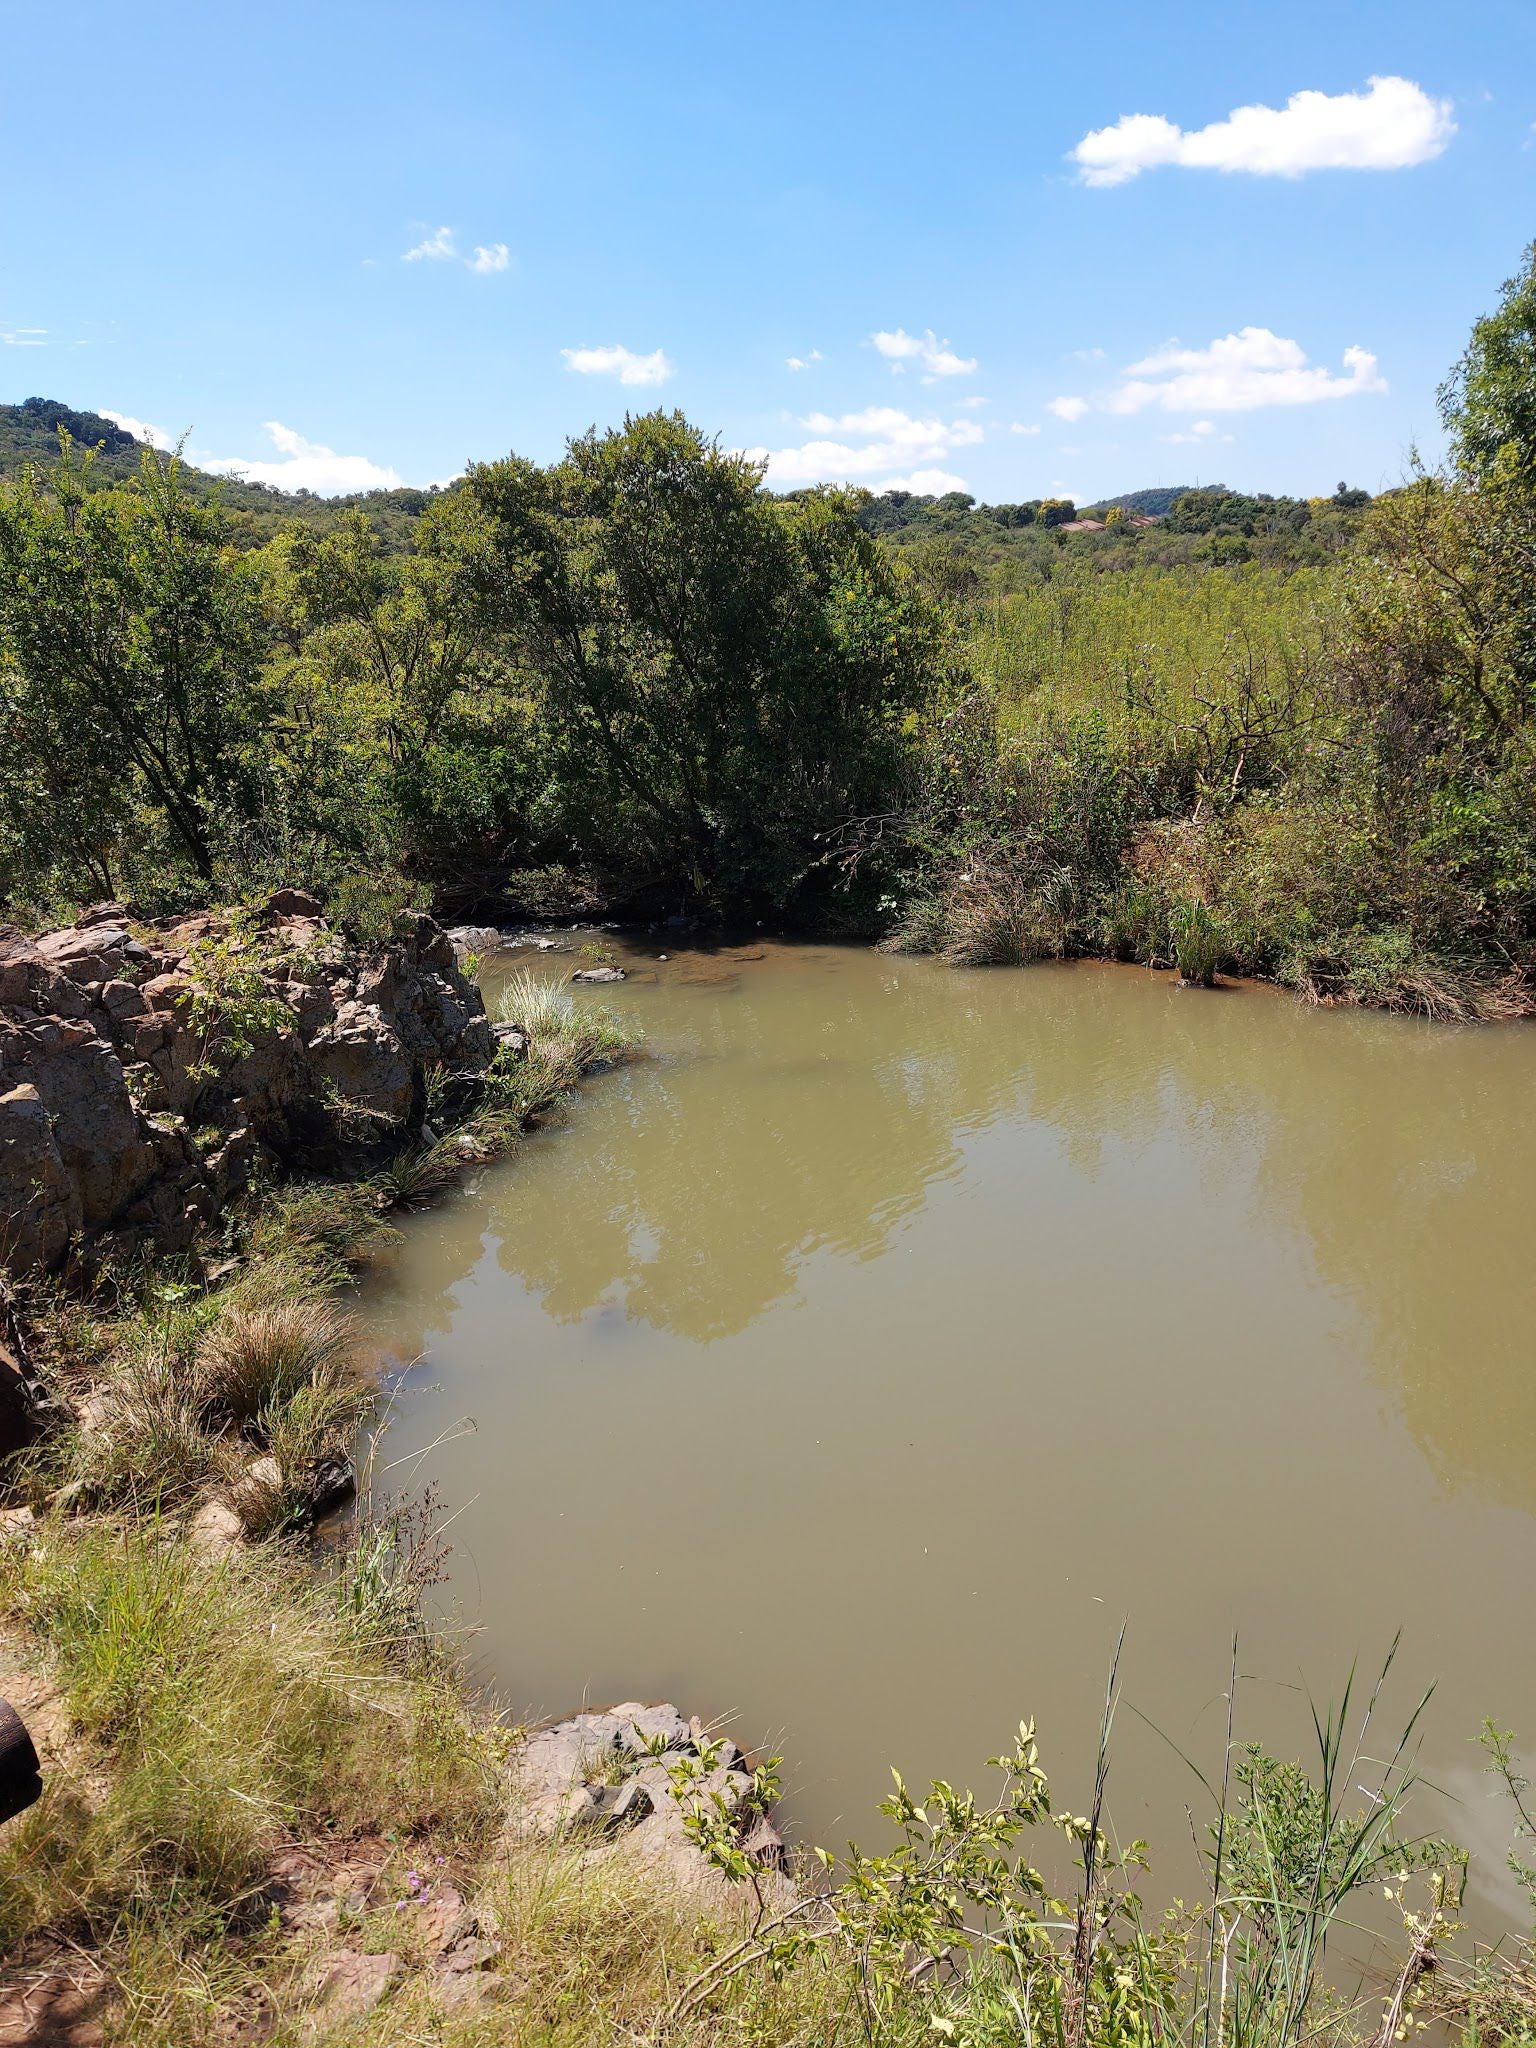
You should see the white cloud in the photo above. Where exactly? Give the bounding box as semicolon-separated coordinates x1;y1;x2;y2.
201;421;405;495
956;394;988;410
2;327;46;346
1048;395;1090;421
1160;419;1235;444
403;225;458;261
102;410;174;449
561;343;674;387
1104;327;1386;413
403;226;512;274
870;327;977;380
1009;421;1042;436
1072;75;1454;186
786;349;824;371
745;405;982;487
1071;346;1108;363
873;469;971;496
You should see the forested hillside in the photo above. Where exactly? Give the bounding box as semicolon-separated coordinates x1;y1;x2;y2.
0;398;435;548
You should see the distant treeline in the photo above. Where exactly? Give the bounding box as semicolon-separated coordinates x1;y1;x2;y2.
854;479;1376;572
2;396;1369;572
2;242;1535;1020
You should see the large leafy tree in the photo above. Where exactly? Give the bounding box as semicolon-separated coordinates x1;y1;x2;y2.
274;490;503;766
263;489;532;862
0;442;266;889
1439;239;1536;484
470;410;950;906
1417;241;1536;745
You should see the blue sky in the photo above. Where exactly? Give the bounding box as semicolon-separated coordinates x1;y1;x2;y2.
2;0;1533;504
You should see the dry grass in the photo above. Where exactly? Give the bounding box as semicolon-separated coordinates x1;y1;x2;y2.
885;864;1072;968
196;1299;357;1427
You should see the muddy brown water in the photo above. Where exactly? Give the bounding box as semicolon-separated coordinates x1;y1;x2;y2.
361;936;1536;1923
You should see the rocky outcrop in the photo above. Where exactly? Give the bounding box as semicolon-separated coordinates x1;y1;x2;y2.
509;1702;789;1902
0;893;495;1278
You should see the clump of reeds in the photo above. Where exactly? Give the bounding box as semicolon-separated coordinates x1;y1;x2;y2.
1169;897;1223;986
884;863;1075;967
497;968;639;1073
196;1299;356;1428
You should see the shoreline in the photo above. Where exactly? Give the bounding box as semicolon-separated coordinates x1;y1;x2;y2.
2;903;1533;2044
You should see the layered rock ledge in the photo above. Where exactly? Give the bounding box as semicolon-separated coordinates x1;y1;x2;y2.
0;892;494;1278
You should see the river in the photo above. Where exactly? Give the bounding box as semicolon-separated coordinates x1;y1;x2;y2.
360;934;1536;1923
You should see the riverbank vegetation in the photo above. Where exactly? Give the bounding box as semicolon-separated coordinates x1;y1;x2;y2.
9;1429;1536;2048
4;244;1536;1017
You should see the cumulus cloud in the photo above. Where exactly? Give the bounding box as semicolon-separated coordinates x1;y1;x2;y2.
1104;327;1386;412
786;349;824;371
102;410;174;449
1161;419;1235;444
403;225;458;261
200;422;405;495
956;394;988;410
873;469;971;495
1047;395;1090;422
2;327;46;346
1009;421;1042;436
1072;75;1454;187
468;242;510;273
561;343;674;387
870;327;977;381
745;405;983;488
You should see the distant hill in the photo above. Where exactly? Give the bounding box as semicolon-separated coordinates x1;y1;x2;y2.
1082;486;1194;519
0;397;437;547
0;397;144;480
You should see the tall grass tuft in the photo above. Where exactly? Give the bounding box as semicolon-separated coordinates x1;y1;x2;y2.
369;1134;473;1212
54;1351;220;1510
196;1299;356;1428
497;968;640;1073
244;1180;399;1276
0;1520;501;1987
1170;898;1223;986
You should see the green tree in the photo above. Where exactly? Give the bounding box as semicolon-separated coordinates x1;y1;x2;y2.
264;489;532;863
274;490;502;768
1439;238;1536;483
0;441;265;888
470;410;950;907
